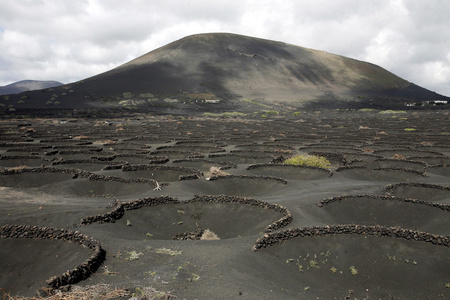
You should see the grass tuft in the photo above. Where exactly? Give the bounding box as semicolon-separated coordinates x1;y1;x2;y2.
284;154;331;169
155;248;182;256
126;251;143;261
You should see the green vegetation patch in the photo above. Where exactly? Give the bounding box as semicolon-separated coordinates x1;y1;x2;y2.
186;93;216;100
122;92;134;98
203;112;247;117
155;248;182;256
265;110;279;115
379;110;406;114
242;98;271;108
349;265;358;275
138;93;154;98
284;154;331;169
126;250;143;261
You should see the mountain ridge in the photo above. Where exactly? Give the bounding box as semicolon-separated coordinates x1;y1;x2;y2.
0;80;63;96
1;33;448;114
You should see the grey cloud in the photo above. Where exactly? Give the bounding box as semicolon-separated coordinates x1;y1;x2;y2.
0;0;449;96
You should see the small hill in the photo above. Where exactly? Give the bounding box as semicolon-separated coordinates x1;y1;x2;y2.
1;33;448;115
0;80;63;96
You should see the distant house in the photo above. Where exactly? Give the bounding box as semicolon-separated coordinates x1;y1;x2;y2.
434;100;448;104
426;100;448;105
205;99;221;104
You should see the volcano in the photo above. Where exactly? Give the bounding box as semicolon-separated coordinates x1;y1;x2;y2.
2;33;448;114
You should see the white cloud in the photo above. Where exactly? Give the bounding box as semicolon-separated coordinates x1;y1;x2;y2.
0;0;449;96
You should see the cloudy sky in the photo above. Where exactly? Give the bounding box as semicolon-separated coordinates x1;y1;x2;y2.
1;0;449;96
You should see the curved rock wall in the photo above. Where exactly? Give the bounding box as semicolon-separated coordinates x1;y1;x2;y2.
185;195;292;232
316;194;449;212
0;224;105;289
81;196;179;225
252;224;450;251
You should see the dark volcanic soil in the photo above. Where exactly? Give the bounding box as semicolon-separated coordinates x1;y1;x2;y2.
0;110;449;299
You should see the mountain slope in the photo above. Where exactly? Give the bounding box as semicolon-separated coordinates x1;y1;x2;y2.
0;80;63;96
1;33;447;113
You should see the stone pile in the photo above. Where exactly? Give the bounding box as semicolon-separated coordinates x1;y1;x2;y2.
179;174;202;181
173;228;205;240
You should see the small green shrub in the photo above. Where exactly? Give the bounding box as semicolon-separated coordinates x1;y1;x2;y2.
190;273;200;281
284;154;331;169
309;260;319;268
242;98;270;108
132;287;144;297
379;110;406;114
358;108;374;112
155;248;182;256
349;266;358;275
404;128;416;131
126;250;143;261
139;93;154;98
292;112;301;116
266;110;278;115
222;112;246;117
203;112;246;117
